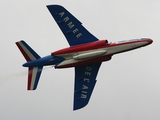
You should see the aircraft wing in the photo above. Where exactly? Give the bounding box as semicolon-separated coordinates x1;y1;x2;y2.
74;62;102;110
47;5;98;46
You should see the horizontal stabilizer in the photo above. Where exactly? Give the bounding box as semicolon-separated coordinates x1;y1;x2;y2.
28;66;43;90
16;40;40;61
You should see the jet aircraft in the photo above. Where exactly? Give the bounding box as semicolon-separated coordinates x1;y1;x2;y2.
16;5;153;110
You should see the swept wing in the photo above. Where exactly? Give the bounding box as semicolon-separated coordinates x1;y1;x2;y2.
47;5;98;46
74;62;102;110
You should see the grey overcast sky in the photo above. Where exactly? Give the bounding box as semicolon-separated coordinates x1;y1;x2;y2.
0;0;159;120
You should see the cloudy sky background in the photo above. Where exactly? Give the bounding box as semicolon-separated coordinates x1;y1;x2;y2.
0;0;159;120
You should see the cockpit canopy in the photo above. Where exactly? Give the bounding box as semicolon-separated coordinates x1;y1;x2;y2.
105;39;109;44
117;39;139;43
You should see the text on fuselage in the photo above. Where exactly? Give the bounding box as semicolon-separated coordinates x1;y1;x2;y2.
59;12;82;38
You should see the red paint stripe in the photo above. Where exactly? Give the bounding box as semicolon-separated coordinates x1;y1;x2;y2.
53;40;149;56
28;67;33;90
16;42;31;61
53;40;107;55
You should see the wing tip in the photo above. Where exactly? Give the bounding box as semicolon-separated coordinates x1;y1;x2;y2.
73;104;87;111
46;4;63;9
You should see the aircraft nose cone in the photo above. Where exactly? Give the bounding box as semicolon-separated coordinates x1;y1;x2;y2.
148;39;153;44
141;38;153;44
146;39;153;45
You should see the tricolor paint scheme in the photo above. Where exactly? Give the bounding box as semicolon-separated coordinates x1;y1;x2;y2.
16;5;153;110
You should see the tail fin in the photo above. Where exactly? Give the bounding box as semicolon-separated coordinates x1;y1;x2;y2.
15;40;40;61
16;40;42;90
